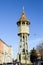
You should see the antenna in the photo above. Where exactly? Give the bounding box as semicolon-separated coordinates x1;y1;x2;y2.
22;6;24;13
23;6;24;11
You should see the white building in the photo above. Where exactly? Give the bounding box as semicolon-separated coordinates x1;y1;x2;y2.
0;39;13;64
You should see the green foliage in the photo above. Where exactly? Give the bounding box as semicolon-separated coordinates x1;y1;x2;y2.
30;48;38;63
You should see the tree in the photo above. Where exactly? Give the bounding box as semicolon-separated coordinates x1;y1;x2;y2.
36;42;43;60
30;48;38;65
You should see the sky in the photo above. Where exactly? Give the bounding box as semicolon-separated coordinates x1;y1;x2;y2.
0;0;43;59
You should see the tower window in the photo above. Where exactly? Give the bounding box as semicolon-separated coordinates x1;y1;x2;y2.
18;22;21;26
26;22;28;25
22;22;25;24
26;50;28;55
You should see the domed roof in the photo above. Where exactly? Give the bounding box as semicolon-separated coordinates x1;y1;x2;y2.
19;10;28;21
17;7;30;25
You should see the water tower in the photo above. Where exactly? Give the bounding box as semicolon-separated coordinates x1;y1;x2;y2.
17;8;31;64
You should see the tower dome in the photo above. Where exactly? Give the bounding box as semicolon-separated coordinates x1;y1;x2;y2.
17;8;30;25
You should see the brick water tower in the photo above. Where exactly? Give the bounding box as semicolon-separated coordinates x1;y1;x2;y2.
17;8;31;64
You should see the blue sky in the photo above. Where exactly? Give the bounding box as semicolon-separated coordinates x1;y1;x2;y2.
0;0;43;59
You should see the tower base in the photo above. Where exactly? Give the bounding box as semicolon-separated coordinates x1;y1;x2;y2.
17;53;32;65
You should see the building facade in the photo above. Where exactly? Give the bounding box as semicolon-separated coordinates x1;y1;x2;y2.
0;39;13;64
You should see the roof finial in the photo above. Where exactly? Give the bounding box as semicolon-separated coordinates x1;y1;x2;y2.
22;6;24;13
23;6;24;11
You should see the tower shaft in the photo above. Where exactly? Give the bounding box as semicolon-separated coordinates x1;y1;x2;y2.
18;33;28;63
19;34;28;54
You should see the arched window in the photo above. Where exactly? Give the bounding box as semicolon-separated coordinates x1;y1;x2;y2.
22;22;25;25
18;22;21;26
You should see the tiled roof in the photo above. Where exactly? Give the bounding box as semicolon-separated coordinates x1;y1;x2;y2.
17;8;30;24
